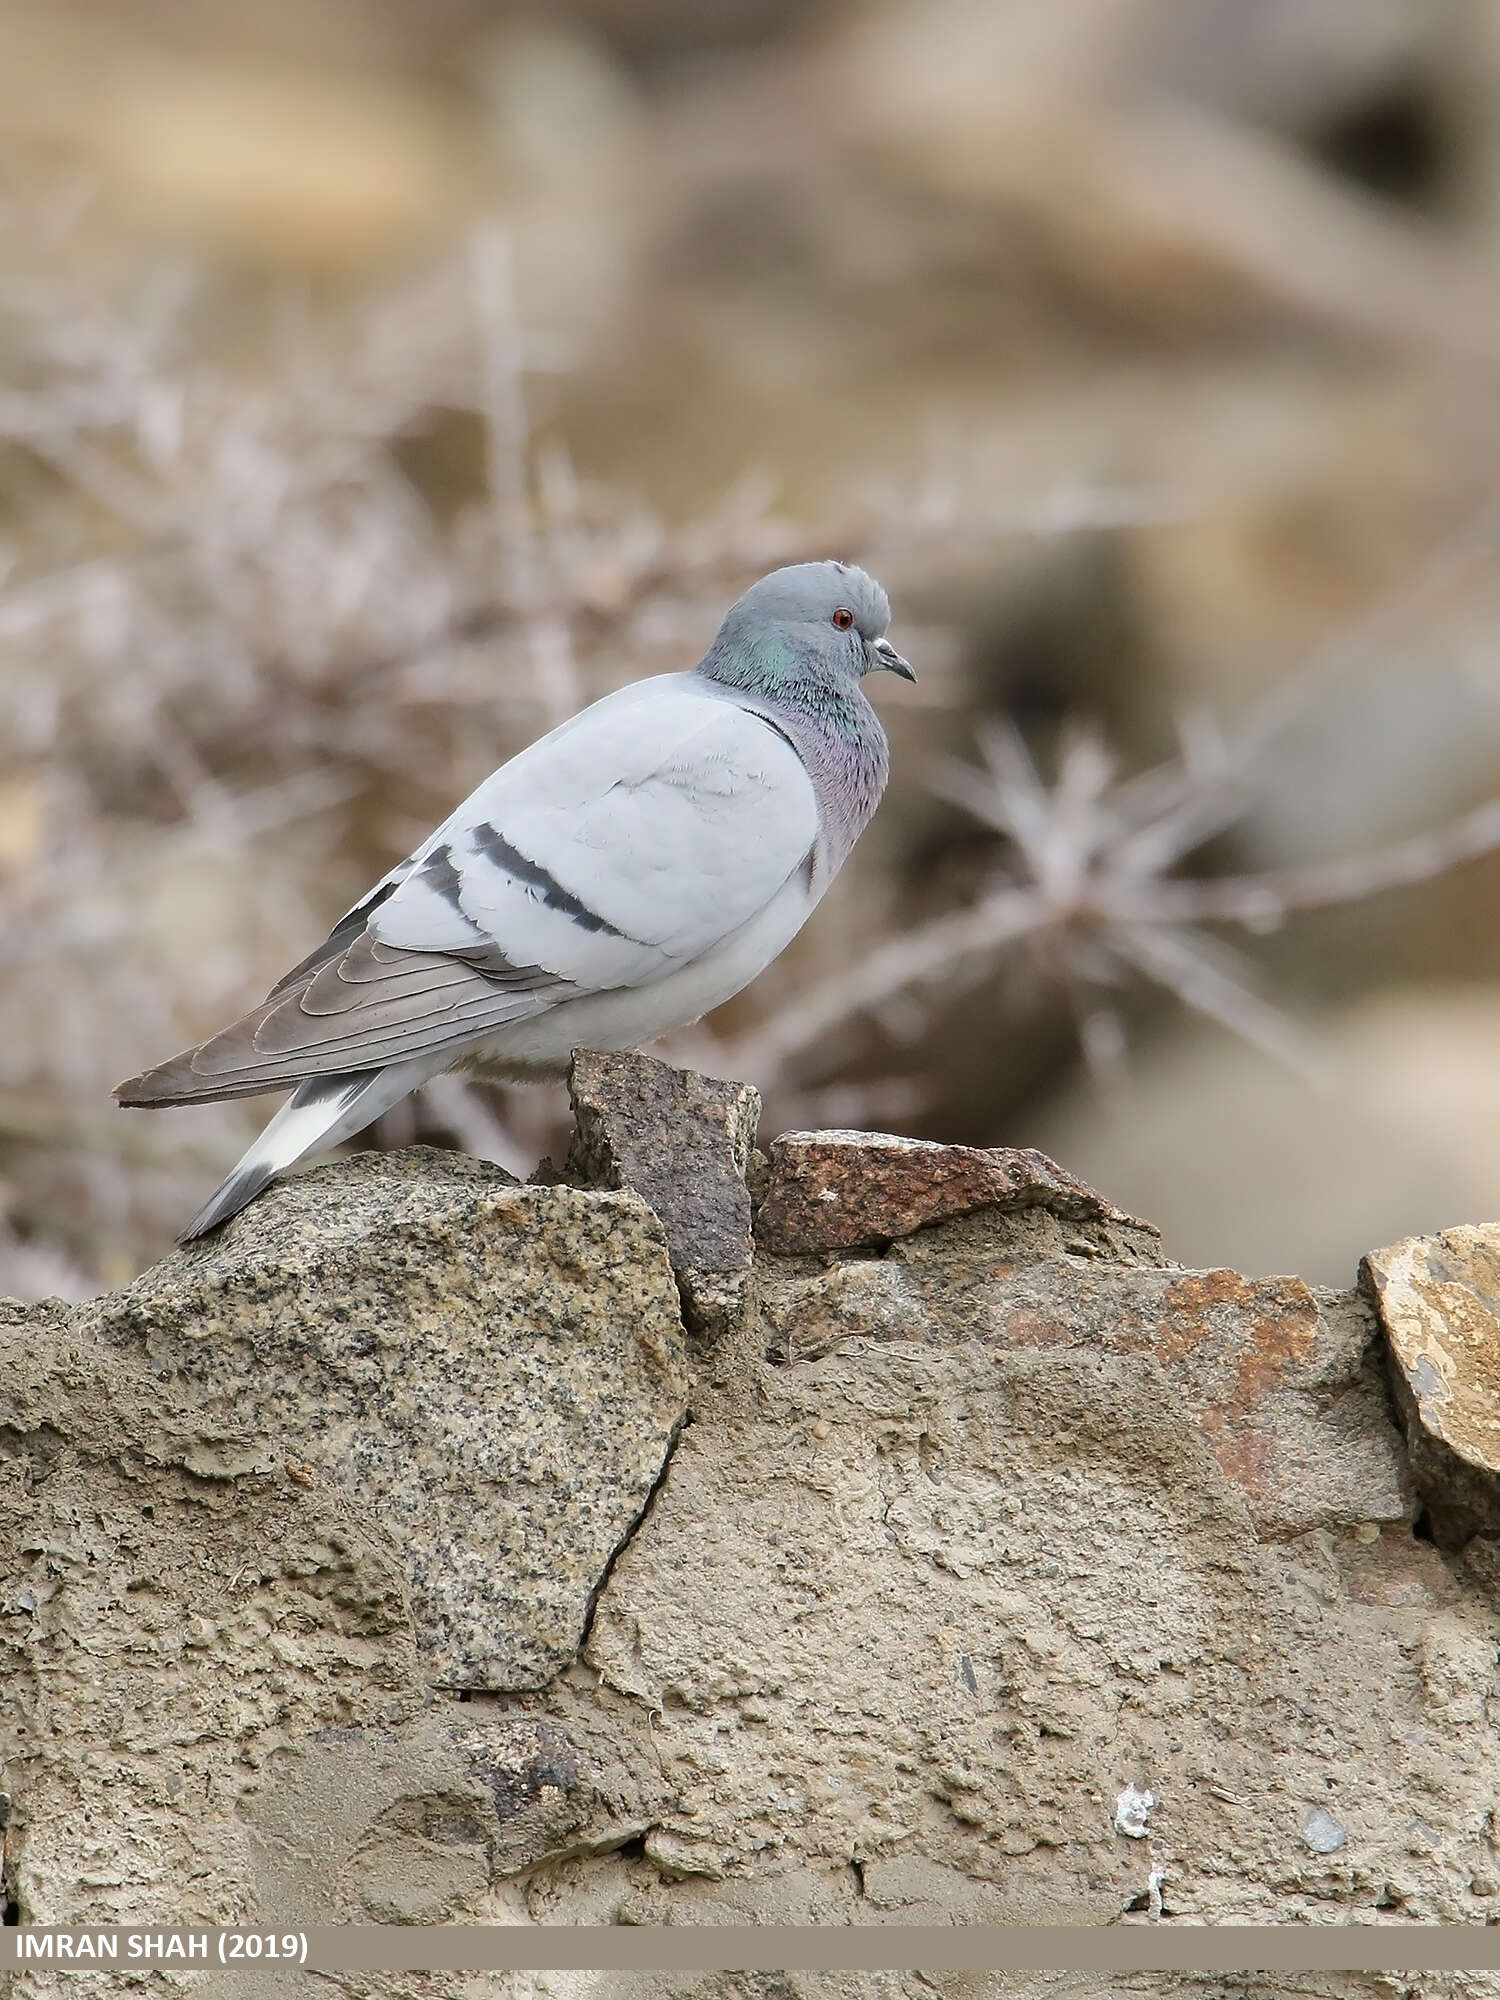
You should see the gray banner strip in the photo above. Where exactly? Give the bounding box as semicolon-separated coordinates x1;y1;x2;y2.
9;1929;1500;1972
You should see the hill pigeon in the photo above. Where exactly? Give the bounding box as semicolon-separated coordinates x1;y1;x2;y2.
117;561;915;1241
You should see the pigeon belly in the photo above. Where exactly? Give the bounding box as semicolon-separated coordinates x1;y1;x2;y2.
456;859;816;1081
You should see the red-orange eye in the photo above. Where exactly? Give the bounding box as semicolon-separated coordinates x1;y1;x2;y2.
832;607;855;630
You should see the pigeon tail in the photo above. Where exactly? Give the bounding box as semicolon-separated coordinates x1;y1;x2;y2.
177;1060;432;1243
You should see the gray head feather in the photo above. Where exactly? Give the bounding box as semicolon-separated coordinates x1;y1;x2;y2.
698;561;913;693
694;560;912;877
729;560;890;639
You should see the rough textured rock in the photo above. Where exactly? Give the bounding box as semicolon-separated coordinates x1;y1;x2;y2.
243;1709;615;1923
74;1146;690;1690
1;1294;426;1927
6;1058;1500;1962
506;1345;1492;1932
0;1145;689;1932
1364;1225;1500;1544
755;1129;1154;1256
565;1048;761;1338
14;1974;1490;2000
566;1049;759;1273
759;1210;1408;1536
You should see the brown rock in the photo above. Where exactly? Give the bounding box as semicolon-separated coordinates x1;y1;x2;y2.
1364;1225;1500;1543
755;1128;1155;1255
566;1049;763;1346
566;1049;760;1276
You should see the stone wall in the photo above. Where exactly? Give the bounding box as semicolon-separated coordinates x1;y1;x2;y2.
4;1053;1500;2000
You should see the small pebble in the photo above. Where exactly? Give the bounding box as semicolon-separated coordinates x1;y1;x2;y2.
1300;1806;1347;1854
1353;1522;1380;1545
1115;1783;1155;1838
811;1420;830;1440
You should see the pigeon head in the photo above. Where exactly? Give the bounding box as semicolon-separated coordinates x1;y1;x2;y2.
701;561;916;693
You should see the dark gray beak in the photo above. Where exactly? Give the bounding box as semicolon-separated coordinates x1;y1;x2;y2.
869;636;916;683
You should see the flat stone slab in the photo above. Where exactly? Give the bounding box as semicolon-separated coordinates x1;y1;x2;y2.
755;1128;1153;1255
73;1146;690;1690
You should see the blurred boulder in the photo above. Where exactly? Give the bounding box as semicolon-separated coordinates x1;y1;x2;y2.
474;22;651;344
1029;986;1500;1285
831;0;1500;355
0;6;474;271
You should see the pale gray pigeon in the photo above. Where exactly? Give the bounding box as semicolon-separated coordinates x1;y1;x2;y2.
117;561;915;1241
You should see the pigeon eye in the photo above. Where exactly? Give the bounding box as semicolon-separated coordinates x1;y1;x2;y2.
832;608;855;630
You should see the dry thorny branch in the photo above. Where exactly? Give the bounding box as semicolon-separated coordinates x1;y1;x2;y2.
721;710;1500;1094
6;200;1500;1291
722;494;1500;1095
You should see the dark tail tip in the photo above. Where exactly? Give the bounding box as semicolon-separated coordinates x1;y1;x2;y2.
177;1162;275;1245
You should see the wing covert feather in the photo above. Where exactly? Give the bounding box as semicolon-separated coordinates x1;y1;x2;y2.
120;678;821;1100
370;677;819;989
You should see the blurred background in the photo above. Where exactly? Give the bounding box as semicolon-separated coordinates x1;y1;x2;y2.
9;0;1500;1297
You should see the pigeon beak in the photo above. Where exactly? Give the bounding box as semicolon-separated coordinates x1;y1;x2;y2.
869;637;917;683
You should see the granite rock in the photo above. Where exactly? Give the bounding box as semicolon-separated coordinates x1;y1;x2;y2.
566;1050;760;1271
0;1305;631;1929
1;1294;426;1926
73;1146;690;1689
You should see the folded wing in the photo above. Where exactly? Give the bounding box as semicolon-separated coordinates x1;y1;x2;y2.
117;678;818;1104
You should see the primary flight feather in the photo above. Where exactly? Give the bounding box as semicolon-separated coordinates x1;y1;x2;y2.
117;560;915;1241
